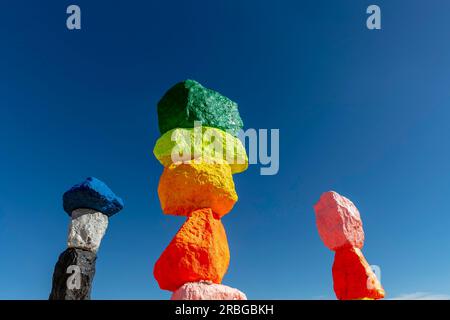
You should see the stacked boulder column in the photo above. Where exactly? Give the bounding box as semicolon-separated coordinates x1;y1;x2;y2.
313;191;385;300
153;80;248;300
49;177;123;300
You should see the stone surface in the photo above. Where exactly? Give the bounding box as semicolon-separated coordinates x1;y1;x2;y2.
154;208;230;291
332;247;385;300
157;80;243;137
67;209;109;253
49;248;97;300
158;160;237;218
313;191;365;251
171;281;247;300
63;177;124;217
153;126;248;174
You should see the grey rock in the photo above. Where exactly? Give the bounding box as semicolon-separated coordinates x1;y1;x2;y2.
49;248;97;300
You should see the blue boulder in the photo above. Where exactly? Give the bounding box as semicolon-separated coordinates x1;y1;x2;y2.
63;177;124;217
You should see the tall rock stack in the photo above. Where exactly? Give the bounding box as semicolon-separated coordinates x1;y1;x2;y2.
314;191;385;300
153;80;248;300
49;177;123;300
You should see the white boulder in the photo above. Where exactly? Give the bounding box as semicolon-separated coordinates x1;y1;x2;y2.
67;208;108;253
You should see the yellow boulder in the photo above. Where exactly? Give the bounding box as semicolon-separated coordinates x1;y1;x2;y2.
153;127;248;174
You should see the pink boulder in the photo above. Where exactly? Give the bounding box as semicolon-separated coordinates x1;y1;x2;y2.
170;281;247;300
313;191;365;251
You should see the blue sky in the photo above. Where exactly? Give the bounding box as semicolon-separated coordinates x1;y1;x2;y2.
1;0;450;299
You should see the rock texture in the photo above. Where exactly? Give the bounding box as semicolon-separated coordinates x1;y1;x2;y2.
332;247;385;300
49;248;97;300
314;191;364;250
171;281;247;300
153;126;248;174
158;160;237;218
67;208;108;253
63;177;124;217
157;80;243;137
154;209;230;291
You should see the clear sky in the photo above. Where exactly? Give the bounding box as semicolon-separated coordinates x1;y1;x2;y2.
1;0;450;299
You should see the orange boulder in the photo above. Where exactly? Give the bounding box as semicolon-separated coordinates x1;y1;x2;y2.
153;208;230;291
332;247;385;300
157;160;237;218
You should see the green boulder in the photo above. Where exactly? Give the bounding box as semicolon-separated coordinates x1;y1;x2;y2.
157;80;243;136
